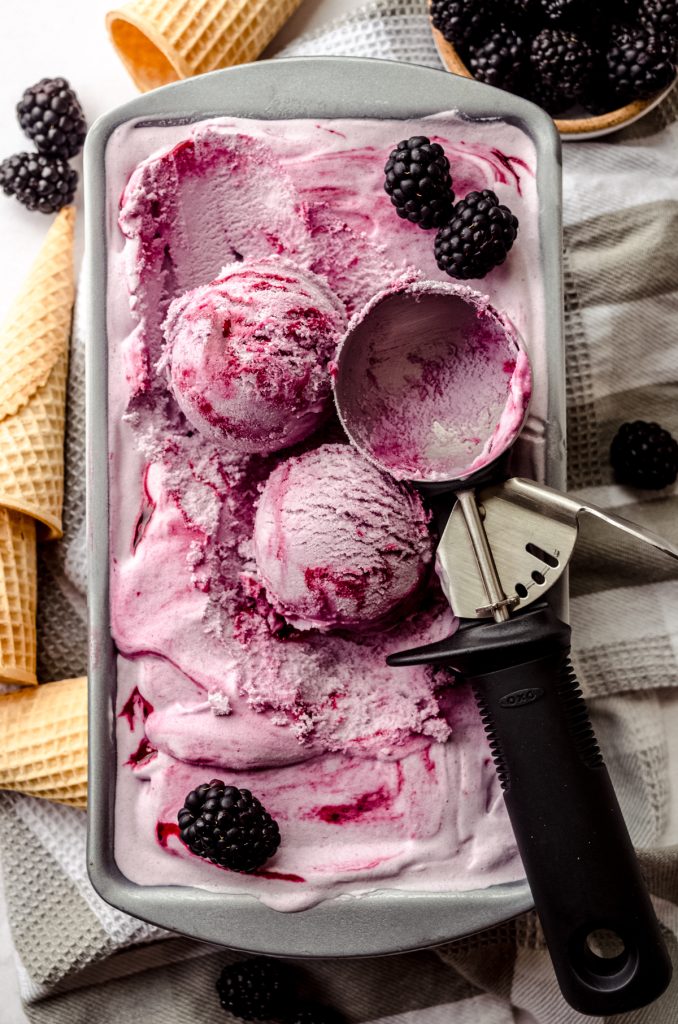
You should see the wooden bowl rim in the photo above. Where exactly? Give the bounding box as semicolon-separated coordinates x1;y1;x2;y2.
431;24;672;136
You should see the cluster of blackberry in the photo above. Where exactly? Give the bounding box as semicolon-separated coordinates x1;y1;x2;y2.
430;0;677;115
216;957;342;1024
384;135;519;279
0;78;86;214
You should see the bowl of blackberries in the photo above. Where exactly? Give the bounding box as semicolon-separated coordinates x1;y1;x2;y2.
430;0;678;138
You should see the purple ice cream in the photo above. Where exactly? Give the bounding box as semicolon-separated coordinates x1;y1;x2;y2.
161;258;346;454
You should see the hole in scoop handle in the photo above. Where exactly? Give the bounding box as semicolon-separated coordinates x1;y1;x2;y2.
466;629;671;1016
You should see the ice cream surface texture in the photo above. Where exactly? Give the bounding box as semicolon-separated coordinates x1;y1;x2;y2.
253;444;433;630
161;259;346;454
107;111;545;911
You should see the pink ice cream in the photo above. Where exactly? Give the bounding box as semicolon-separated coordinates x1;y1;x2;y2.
334;280;532;483
106;111;546;912
253;444;433;631
161;259;346;454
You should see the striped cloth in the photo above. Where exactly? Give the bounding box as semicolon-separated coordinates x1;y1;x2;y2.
0;2;677;1022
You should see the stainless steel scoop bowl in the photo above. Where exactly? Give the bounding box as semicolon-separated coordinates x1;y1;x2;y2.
333;282;674;1016
333;279;531;490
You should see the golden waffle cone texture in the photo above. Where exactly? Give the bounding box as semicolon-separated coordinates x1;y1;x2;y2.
0;206;75;539
107;0;304;92
0;677;87;806
0;509;36;686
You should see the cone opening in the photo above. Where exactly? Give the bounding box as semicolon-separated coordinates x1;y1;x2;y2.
108;15;183;92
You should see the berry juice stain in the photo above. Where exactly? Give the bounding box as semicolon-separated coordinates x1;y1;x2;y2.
313;787;391;824
118;686;154;728
132;466;156;553
125;736;158;768
491;149;523;195
252;869;304;883
156;821;181;848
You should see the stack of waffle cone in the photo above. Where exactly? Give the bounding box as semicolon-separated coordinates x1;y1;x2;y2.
0;206;75;687
0;676;87;806
0;209;85;808
107;0;304;92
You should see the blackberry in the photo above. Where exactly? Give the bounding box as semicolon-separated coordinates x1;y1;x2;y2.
430;0;493;49
216;958;290;1020
469;26;528;90
538;0;589;26
384;136;455;229
0;152;77;214
516;77;564;114
283;1006;344;1024
503;0;541;26
605;25;676;101
434;190;519;279
17;77;86;160
178;780;281;873
530;28;596;107
639;0;678;43
610;421;678;489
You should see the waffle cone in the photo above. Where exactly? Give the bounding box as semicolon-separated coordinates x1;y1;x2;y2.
0;508;37;687
0;207;75;540
0;676;87;806
107;0;304;92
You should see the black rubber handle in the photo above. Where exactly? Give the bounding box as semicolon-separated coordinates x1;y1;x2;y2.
387;606;672;1016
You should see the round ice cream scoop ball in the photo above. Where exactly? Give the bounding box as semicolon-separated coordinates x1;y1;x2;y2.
333;278;532;486
162;258;347;455
253;444;434;632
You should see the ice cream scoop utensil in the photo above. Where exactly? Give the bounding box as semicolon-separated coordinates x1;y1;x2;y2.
439;476;678;619
334;282;672;1016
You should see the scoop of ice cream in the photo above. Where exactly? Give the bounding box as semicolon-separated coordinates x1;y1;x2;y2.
161;258;346;454
252;444;433;632
334;279;532;483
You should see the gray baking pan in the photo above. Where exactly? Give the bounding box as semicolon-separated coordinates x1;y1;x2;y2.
85;56;564;957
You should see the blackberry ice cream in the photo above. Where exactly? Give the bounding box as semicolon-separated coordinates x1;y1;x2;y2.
107;111;546;911
161;258;346;454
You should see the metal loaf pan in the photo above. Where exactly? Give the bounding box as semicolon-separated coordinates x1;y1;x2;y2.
86;57;564;957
